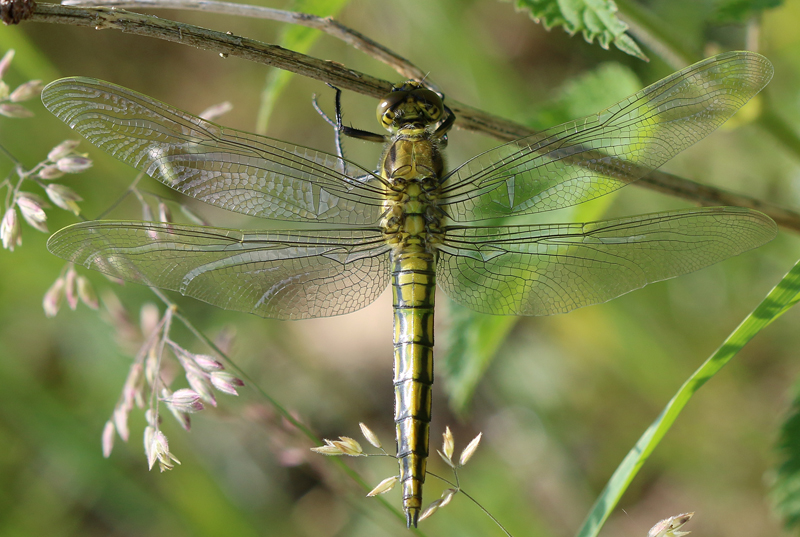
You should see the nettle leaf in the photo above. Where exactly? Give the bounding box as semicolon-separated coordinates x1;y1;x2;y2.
506;0;648;61
714;0;783;22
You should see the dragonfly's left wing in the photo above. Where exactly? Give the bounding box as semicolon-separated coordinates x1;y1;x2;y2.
436;207;776;316
48;222;391;319
42;78;388;226
439;52;773;222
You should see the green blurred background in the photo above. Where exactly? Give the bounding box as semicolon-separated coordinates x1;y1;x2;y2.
2;0;800;535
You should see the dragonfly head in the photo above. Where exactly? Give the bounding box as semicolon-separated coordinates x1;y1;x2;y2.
377;81;444;132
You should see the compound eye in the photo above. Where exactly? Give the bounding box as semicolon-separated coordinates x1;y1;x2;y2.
377;90;409;127
410;88;444;119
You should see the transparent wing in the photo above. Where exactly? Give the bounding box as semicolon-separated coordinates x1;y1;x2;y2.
42;78;388;225
48;222;391;319
437;207;776;315
440;51;773;222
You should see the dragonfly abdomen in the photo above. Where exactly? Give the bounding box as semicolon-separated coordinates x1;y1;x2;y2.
391;249;436;528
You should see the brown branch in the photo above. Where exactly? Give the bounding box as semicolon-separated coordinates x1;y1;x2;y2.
60;0;432;83
9;2;800;233
639;172;800;231
20;3;395;95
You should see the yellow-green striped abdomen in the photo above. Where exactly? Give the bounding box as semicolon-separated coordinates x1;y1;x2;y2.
391;249;436;527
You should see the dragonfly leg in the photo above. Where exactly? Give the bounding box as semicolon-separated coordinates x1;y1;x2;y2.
314;83;387;160
312;85;346;159
433;104;455;148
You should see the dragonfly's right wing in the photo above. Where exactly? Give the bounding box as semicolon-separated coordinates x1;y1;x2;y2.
439;52;773;222
48;222;391;319
437;207;776;316
42;78;388;226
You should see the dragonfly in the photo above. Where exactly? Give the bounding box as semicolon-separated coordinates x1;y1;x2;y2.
42;51;776;527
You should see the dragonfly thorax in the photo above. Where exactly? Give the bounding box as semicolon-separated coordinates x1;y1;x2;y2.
380;132;445;252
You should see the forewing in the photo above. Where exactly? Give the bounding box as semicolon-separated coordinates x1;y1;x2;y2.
440;51;773;222
437;208;776;315
42;78;387;225
48;222;391;319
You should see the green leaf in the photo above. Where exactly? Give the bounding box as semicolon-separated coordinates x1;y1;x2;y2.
531;61;641;128
577;258;800;537
772;382;800;529
714;0;784;22
442;303;518;415
254;0;351;134
505;0;648;60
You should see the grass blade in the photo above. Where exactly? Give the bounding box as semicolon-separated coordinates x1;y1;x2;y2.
577;258;800;537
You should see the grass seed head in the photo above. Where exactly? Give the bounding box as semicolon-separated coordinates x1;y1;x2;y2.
311;439;345;456
47;140;80;162
1;207;20;251
367;475;398;496
76;276;99;310
46;184;83;215
38;164;64;179
0;103;33;118
55;155;92;174
459;432;482;467
193;354;224;371
102;420;115;458
145;428;181;472
210;371;244;396
0;50;14;79
437;449;455;468
332;436;363;456
17;192;48;232
442;426;454;461
359;422;382;448
65;266;78;310
42;276;65;318
419;499;442;522
648;512;694;537
9;79;42;102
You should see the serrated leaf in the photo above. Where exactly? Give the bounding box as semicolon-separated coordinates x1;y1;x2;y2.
714;0;783;22
559;0;583;33
583;9;606;43
590;0;628;35
505;0;648;60
613;33;645;60
510;0;566;30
